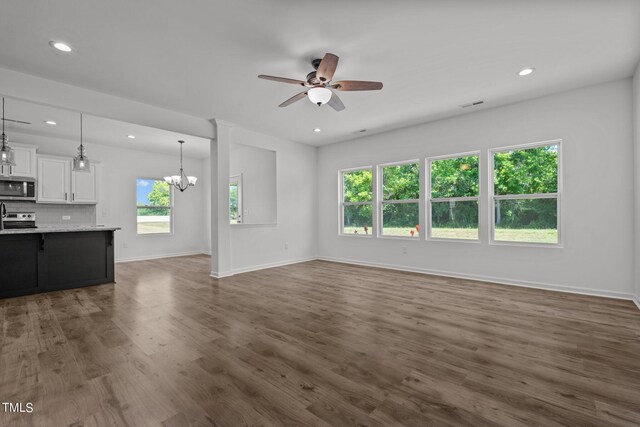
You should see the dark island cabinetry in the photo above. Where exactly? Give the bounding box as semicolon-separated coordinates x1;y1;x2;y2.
0;229;117;299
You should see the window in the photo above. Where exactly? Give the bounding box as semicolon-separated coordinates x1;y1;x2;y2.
491;141;560;245
229;175;242;224
137;178;172;234
428;153;479;240
379;161;420;238
340;168;373;236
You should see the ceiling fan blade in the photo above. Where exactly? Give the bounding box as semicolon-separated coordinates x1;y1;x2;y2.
332;80;383;91
327;92;345;112
1;118;31;125
278;91;308;107
258;75;306;86
316;53;339;82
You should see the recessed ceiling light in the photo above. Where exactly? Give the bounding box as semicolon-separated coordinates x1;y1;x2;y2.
518;67;535;76
313;128;321;133
127;135;136;139
49;41;72;52
44;120;57;125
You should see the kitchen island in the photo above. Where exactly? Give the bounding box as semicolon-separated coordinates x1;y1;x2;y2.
0;226;120;298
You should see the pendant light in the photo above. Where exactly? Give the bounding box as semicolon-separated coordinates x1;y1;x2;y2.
0;98;16;167
164;140;197;192
72;113;91;172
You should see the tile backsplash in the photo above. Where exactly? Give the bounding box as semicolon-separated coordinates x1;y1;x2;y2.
2;202;96;226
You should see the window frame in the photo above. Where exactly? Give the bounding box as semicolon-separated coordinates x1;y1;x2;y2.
136;176;174;236
377;159;421;240
339;166;374;238
229;174;243;225
426;151;481;243
489;139;562;248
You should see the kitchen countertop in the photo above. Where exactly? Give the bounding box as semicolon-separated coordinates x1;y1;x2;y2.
0;225;121;235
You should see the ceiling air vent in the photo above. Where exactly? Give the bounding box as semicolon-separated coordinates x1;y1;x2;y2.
460;100;484;108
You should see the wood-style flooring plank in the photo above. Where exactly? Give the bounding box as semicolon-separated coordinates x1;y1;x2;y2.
1;255;639;426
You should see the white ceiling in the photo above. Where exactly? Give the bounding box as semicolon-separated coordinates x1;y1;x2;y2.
0;1;639;147
2;98;211;158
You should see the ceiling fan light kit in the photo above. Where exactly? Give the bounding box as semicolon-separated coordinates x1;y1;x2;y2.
258;53;383;111
307;87;332;106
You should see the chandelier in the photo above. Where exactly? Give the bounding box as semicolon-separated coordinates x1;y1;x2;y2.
164;140;197;192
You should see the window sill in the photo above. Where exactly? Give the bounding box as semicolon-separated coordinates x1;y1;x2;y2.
427;237;481;244
489;240;563;249
339;233;373;238
377;235;421;241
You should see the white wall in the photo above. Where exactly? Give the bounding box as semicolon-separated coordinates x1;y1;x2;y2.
230;144;277;224
12;133;207;262
633;63;640;306
205;126;318;273
318;79;635;298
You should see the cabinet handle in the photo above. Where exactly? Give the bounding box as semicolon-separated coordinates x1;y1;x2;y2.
72;193;75;201
65;192;68;201
9;166;13;175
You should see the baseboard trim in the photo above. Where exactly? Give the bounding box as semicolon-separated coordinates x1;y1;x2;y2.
231;256;317;275
633;295;640;311
210;270;234;279
210;256;317;279
317;256;635;301
116;251;207;263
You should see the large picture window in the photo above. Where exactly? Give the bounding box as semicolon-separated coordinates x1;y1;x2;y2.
491;141;560;245
428;153;479;240
379;161;420;238
341;168;373;236
136;178;172;235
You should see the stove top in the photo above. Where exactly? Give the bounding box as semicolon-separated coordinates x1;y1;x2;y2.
3;212;37;229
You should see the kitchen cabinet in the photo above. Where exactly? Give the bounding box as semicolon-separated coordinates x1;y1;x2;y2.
37;157;70;203
0;228;117;299
37;156;99;204
71;164;98;203
0;143;37;178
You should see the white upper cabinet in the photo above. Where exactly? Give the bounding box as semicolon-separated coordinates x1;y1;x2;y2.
0;143;37;178
71;164;98;204
37;155;99;204
37;157;71;203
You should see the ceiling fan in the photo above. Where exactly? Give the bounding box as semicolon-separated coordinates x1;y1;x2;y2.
258;53;383;111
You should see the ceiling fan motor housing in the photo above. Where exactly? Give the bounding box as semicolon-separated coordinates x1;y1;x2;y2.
306;71;322;86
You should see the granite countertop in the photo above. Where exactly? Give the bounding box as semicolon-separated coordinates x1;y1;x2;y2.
0;225;121;235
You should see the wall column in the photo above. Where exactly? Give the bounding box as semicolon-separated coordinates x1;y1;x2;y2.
210;119;232;277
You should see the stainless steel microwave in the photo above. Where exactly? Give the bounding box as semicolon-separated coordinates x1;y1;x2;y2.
0;177;36;201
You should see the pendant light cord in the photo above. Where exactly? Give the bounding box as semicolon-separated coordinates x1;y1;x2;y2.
80;113;83;157
180;140;184;172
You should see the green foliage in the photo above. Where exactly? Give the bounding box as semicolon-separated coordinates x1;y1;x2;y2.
495;198;557;230
431;156;479;198
343;204;372;233
493;145;558;230
148;181;171;206
137;180;171;217
431;200;478;229
229;183;238;222
343;169;372;202
137;207;170;217
382;163;419;200
494;145;557;195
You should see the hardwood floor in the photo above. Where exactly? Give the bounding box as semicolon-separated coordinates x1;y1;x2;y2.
1;255;639;426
